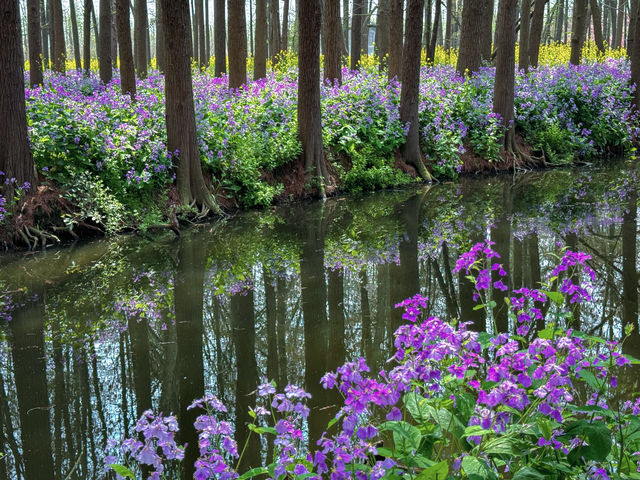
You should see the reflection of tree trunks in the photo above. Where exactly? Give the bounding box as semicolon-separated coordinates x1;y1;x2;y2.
390;193;423;337
78;348;96;473
300;208;331;448
53;332;74;478
442;242;459;317
374;263;390;369
263;269;278;463
433;257;456;318
212;297;226;404
622;188;639;360
513;237;523;289
175;237;206;480
276;276;289;388
527;233;546;332
459;230;485;331
491;186;512;333
129;317;152;419
9;294;55;480
360;269;373;363
565;232;581;329
159;318;179;416
230;291;261;471
119;333;129;434
0;368;21;479
90;343;107;448
327;269;345;372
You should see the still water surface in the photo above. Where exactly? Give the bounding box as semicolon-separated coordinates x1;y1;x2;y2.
1;162;639;479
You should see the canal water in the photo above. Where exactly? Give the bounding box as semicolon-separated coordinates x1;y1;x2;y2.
0;161;639;479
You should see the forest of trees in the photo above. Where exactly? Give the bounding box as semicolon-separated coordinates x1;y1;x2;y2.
2;0;640;239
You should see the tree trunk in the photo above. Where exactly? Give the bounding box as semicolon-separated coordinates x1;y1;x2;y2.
52;0;66;72
269;0;282;58
68;0;82;69
457;0;491;74
99;0;112;81
227;0;247;89
41;0;50;69
282;0;290;50
480;0;493;60
324;0;343;82
445;0;453;49
351;0;364;68
298;0;328;196
134;0;148;78
554;0;564;42
528;0;547;68
156;0;165;71
519;0;530;71
254;0;267;79
389;0;403;77
116;0;136;96
427;0;441;61
83;0;92;73
0;1;38;193
214;0;226;75
401;0;432;180
631;0;640;108
493;0;518;150
590;0;606;52
629;0;639;53
27;0;44;85
571;0;588;64
161;0;219;211
615;0;625;47
195;0;206;67
376;0;390;68
111;0;118;68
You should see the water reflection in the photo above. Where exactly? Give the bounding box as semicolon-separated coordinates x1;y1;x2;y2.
1;162;639;478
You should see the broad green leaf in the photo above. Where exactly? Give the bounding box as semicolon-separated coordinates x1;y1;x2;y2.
543;290;564;306
379;421;422;454
415;460;448;480
483;436;519;455
576;369;600;390
512;467;547;480
537;417;552;441
237;467;270;480
461;455;496;480
404;392;430;423
107;464;136;478
462;425;493;438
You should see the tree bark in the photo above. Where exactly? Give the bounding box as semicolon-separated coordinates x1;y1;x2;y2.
570;0;588;64
324;0;343;83
83;0;92;73
299;0;328;196
389;0;403;78
351;0;364;68
528;0;547;68
228;0;247;89
493;0;518;150
554;0;564;42
590;0;606;52
116;0;136;96
156;0;165;71
41;0;50;69
52;0;66;72
457;0;491;74
99;0;112;82
631;0;640;108
214;0;226;75
615;0;625;48
0;0;38;192
444;0;453;49
427;0;441;61
195;0;206;67
27;0;44;85
376;0;390;67
269;0;282;58
401;0;432;180
254;0;267;79
519;0;530;71
161;0;219;211
282;0;290;50
134;0;148;78
69;0;82;69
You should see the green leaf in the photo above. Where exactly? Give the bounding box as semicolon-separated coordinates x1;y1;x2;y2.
461;455;496;480
107;464;136;478
537;418;553;441
576;369;600;390
462;425;493;438
415;460;448;480
237;467;270;480
405;392;430;423
511;467;547;480
483;436;519;456
543;290;564;306
379;421;422;454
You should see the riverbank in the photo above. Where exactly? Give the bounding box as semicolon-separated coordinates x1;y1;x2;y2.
1;58;636;249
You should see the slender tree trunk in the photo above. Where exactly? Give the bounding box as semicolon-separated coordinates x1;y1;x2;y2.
615;0;625;47
493;0;518;150
0;1;38;194
424;0;432;47
298;0;328;196
27;0;44;85
389;0;403;77
69;0;82;69
629;0;639;53
254;0;267;79
376;0;390;68
631;0;640;108
116;0;136;96
351;0;364;68
41;0;50;69
324;0;343;82
83;0;92;73
228;0;247;89
445;0;453;49
156;0;165;71
282;0;290;50
214;0;226;75
269;0;282;58
458;0;492;74
519;0;531;71
162;0;219;211
554;0;564;41
590;0;606;52
480;0;493;60
111;0;117;68
528;0;547;68
99;0;112;81
401;0;432;180
134;0;148;78
52;0;65;72
571;0;588;64
196;0;206;67
276;276;288;388
427;0;441;61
